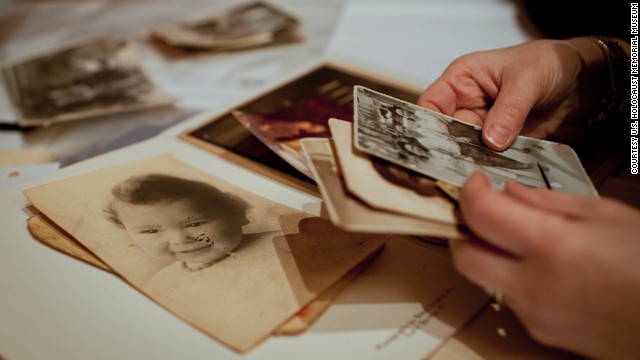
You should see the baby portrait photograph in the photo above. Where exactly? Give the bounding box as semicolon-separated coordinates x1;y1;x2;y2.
24;154;386;353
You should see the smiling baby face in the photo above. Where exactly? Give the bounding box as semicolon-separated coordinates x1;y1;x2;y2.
114;198;244;268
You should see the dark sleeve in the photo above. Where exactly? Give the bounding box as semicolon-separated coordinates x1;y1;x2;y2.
522;0;627;40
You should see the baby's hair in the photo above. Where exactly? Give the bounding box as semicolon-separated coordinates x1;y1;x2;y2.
105;174;249;227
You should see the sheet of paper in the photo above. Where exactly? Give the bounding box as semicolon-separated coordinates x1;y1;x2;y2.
308;236;490;359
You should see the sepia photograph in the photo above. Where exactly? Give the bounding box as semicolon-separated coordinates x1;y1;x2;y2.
231;108;320;179
327;118;458;227
25;214;376;337
354;86;598;196
301;136;461;239
182;65;419;186
23;154;386;353
1;37;172;127
230;89;354;180
148;1;301;51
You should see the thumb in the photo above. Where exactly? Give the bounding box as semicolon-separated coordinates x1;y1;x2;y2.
482;78;536;151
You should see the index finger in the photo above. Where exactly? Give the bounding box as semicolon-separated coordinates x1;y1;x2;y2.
417;80;458;115
481;72;537;150
460;172;564;257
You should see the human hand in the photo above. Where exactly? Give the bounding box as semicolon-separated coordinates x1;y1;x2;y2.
452;171;640;359
418;40;586;150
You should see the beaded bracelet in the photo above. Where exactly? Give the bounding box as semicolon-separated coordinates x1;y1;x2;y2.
588;36;630;128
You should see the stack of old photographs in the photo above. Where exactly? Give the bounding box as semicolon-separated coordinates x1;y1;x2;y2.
299;86;599;239
148;1;302;53
1;37;173;128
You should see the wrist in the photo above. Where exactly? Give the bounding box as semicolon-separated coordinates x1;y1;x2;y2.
563;37;609;120
566;36;630;127
588;36;630;127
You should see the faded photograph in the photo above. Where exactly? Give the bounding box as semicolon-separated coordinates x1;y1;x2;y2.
1;37;171;126
23;154;385;353
105;174;250;272
149;1;301;51
354;86;598;196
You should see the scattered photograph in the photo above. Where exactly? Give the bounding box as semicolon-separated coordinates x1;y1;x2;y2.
1;37;173;127
354;86;598;196
24;154;386;353
148;1;301;51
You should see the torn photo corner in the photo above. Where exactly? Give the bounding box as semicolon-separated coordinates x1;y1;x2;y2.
352;85;598;197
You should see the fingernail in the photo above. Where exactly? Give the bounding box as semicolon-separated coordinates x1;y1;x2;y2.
485;124;511;149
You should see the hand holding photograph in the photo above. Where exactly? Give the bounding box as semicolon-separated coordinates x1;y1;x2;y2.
1;37;173;127
353;86;598;197
23;154;387;352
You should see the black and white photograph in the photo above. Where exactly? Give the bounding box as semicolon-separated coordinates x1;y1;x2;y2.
354;86;598;197
1;37;172;127
148;1;301;51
